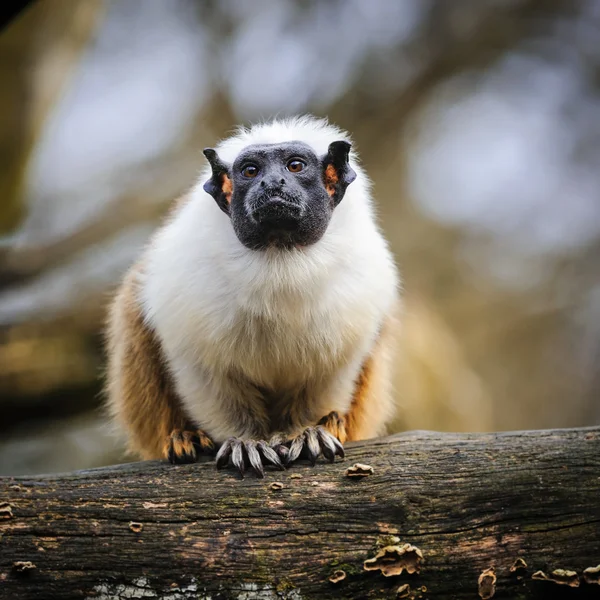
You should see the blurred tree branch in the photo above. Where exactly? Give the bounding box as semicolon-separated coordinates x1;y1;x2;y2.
0;0;106;235
346;0;574;151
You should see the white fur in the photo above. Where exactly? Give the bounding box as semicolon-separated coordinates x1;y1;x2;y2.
141;116;399;441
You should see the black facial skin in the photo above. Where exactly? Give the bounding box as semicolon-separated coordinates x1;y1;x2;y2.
203;140;356;250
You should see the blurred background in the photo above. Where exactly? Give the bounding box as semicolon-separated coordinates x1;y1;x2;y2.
1;0;599;475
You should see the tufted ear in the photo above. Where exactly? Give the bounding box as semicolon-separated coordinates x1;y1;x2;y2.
321;141;357;206
203;148;233;215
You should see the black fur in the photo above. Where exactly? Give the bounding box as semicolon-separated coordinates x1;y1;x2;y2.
203;141;356;250
202;148;231;215
323;141;357;206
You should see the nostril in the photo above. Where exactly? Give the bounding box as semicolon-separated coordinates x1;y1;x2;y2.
279;178;285;185
260;181;265;187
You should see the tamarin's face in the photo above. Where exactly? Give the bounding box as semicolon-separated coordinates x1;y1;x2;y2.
203;140;356;250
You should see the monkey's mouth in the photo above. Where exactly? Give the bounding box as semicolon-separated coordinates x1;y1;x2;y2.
235;194;329;251
251;197;304;227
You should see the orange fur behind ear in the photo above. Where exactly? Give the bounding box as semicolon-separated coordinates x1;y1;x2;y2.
106;266;193;459
221;174;233;203
324;164;338;197
344;305;400;441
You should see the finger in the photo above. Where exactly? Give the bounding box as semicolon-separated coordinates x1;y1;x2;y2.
167;431;181;464
316;426;337;462
245;440;265;478
287;435;304;464
215;437;234;469
168;431;197;464
269;433;287;447
167;441;178;464
331;434;345;459
182;431;198;461
257;441;286;471
304;427;320;465
231;439;246;477
194;430;215;455
274;444;290;463
317;411;338;426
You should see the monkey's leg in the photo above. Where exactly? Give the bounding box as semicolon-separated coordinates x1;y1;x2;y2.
214;310;399;476
107;269;215;464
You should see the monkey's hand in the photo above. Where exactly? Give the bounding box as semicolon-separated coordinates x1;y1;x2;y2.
316;410;347;444
166;429;215;464
215;438;287;478
285;425;345;467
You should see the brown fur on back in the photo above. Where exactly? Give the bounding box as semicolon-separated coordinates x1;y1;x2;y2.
106;266;191;459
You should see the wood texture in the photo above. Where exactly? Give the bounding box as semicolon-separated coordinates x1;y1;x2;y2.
1;428;599;600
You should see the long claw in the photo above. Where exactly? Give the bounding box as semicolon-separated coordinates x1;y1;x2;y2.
257;441;286;471
231;439;246;477
331;434;345;459
304;427;320;465
269;434;290;463
216;437;291;477
245;440;265;478
287;436;304;464
215;438;234;469
316;426;337;462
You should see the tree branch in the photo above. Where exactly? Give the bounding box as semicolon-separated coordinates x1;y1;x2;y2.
1;428;599;599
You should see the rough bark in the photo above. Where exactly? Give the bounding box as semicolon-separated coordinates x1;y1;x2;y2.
1;428;599;600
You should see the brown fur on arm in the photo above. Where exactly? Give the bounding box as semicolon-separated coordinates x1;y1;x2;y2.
106;266;192;460
320;305;400;444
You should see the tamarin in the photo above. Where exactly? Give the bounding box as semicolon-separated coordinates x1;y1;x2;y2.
106;115;400;477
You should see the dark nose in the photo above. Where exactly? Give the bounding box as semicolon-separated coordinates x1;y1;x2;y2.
252;199;304;229
260;177;286;188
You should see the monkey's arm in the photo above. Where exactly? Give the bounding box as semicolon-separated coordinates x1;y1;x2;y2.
335;306;400;443
106;267;214;463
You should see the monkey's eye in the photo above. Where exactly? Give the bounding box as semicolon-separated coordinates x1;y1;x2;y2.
287;159;306;173
241;164;259;178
